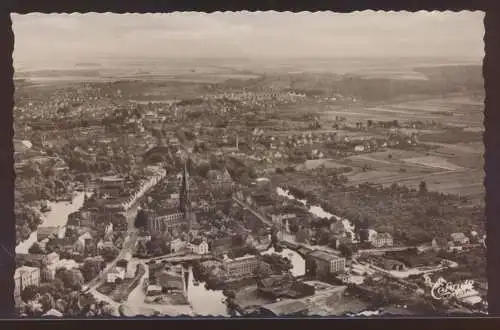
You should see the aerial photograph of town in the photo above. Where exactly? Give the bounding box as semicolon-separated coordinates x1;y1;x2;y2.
12;11;486;317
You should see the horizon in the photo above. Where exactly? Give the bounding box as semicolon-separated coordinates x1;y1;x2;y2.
12;11;484;70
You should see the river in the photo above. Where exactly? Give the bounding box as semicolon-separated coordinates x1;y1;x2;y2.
16;191;87;254
184;246;305;316
276;187;356;240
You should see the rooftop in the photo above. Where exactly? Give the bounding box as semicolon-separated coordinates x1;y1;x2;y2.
260;299;309;316
15;266;39;276
308;250;343;262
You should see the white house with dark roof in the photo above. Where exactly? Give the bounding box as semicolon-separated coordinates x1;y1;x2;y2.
188;238;209;255
450;232;470;245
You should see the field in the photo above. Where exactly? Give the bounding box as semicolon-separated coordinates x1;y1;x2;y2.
321;95;483;129
338;142;484;205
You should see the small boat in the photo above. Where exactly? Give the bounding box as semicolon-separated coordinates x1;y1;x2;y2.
193;280;199;286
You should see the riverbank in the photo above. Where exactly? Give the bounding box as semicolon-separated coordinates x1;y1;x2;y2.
276;186;357;242
16;191;87;254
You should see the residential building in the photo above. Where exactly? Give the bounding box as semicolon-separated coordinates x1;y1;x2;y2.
106;267;126;283
45;252;60;265
450;233;470;245
170;238;188;253
223;255;260;278
77;232;92;247
307;250;346;277
156;264;185;292
371;233;394;248
188;238;209;255
148;212;184;233
14;266;40;301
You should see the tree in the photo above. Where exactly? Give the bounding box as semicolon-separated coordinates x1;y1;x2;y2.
261;253;293;274
419;181;428;195
359;229;370;243
146;234;168;256
253;261;273;278
56;268;85;291
21;285;39;303
28;242;45;254
305;256;317;278
81;258;105;282
134;209;148;229
39;293;55;313
101;244;120;262
338;243;353;259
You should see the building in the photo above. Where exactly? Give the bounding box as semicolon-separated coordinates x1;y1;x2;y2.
307;250;346;277
450;233;470;245
148;212;184;233
188;238;209;255
223;255;260;278
211;236;233;254
37;226;66;242
156;264;185;292
170;238;188;253
259;299;309;316
371;233;394;248
98;176;125;198
106;267;126;283
14;266;40;301
78;232;93;246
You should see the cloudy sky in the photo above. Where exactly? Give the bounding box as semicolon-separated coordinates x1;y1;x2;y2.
12;11;484;66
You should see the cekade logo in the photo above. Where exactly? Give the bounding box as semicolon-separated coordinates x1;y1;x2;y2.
427;276;475;300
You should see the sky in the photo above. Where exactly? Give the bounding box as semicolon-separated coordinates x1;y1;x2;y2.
12;11;484;67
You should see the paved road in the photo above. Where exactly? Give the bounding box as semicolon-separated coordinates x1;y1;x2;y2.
84;202;141;291
358;246;417;254
84;230;139;291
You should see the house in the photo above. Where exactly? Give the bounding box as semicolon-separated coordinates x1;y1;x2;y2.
354;145;365;152
450;233;470;245
72;239;85;254
37;226;66;242
382;259;406;271
371;233;393;248
106;267;126;283
171;238;188;253
78;232;93;247
146;285;163;296
105;222;114;236
259;299;309;316
307;250;346;277
188;238;209;255
14;266;40;301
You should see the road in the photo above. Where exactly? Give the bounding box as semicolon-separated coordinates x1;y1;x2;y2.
358;246;417;254
84;203;140;291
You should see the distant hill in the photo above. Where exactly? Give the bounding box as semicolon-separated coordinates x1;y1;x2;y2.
75;62;103;68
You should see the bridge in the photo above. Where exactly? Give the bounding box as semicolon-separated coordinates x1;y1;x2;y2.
357;246;417;254
147;253;215;264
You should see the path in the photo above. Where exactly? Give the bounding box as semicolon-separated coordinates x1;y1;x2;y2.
232;197;272;226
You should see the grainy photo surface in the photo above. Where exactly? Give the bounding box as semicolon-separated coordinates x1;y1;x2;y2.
11;11;486;317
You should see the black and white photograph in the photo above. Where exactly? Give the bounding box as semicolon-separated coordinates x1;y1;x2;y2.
11;11;486;317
